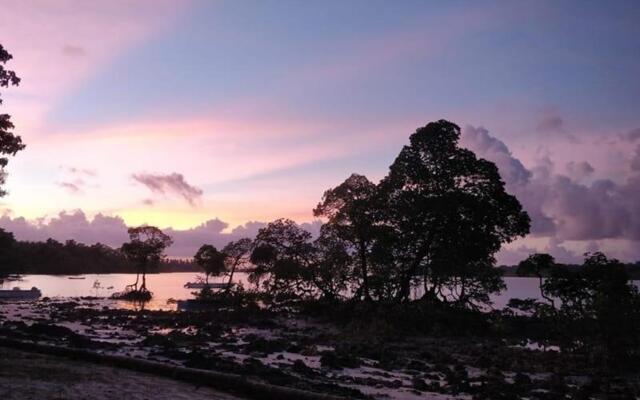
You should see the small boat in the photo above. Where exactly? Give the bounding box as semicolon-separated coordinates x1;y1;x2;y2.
183;282;235;289
68;276;86;280
0;287;42;300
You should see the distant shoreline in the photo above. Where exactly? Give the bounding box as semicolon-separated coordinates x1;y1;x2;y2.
1;268;257;277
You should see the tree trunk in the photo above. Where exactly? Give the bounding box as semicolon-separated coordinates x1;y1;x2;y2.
140;263;147;292
396;240;430;303
358;240;371;301
226;262;237;293
538;274;555;308
397;258;423;302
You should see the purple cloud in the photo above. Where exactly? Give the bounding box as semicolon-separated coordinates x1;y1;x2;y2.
536;114;564;133
461;125;555;235
462;125;640;243
132;172;203;206
0;210;323;258
67;166;97;177
631;145;640;172
566;161;594;181
625;128;640;142
534;110;579;143
0;210;128;246
57;166;98;194
58;181;83;194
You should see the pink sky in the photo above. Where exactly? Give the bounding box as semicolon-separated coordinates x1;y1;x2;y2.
1;1;639;262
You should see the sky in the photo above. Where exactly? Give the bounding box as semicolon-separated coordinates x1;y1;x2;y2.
0;0;639;262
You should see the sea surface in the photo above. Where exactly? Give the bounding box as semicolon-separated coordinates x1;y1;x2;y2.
1;273;551;310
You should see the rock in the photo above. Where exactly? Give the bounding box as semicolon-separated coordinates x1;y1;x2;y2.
412;377;428;391
292;359;312;374
320;351;361;369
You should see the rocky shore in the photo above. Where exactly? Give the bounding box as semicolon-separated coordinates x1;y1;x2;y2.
1;298;639;400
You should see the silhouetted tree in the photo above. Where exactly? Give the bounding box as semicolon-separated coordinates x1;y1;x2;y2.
248;243;275;290
0;44;26;197
311;226;352;300
0;228;17;276
222;238;252;291
194;244;225;284
314;174;380;301
517;253;557;307
543;252;640;367
377;120;530;305
250;219;314;302
120;226;173;300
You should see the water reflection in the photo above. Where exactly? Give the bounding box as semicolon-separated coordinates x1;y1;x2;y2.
1;273;606;311
0;273;252;311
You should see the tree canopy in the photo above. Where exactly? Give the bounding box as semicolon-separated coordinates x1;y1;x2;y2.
314;173;380;300
194;244;226;284
0;44;25;197
378;120;530;304
120;226;173;297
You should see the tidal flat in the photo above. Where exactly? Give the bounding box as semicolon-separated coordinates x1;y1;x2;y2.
2;298;639;400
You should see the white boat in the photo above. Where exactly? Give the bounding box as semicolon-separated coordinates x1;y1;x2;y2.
184;282;235;289
0;287;42;300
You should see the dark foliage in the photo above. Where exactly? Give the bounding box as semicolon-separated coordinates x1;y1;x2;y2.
0;229;130;276
115;226;173;299
0;228;198;276
377;120;530;304
194;244;225;284
0;44;25;197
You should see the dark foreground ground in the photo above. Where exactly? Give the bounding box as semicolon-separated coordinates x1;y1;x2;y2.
3;298;640;399
0;347;243;400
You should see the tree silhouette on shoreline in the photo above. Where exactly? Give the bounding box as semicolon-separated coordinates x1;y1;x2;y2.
314;174;380;301
118;226;173;301
194;244;225;285
377;120;530;304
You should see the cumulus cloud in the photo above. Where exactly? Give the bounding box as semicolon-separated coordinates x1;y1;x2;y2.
164;219;322;257
534;110;578;142
566;161;594;181
132;172;203;206
0;210;323;258
462;125;640;248
631;145;640;172
461;126;555;235
625;128;640;142
497;238;584;265
460;126;531;187
0;210;128;246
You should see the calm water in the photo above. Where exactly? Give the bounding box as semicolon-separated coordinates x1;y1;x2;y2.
1;273;548;310
0;273;252;310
